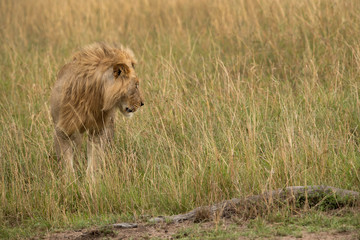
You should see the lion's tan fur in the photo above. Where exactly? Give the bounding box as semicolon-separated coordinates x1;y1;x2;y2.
50;42;143;176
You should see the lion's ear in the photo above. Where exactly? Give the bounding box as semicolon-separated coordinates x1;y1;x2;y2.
113;63;130;78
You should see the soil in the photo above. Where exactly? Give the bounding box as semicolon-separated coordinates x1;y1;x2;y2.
39;219;359;240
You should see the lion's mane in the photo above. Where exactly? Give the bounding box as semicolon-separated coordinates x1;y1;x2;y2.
53;43;137;135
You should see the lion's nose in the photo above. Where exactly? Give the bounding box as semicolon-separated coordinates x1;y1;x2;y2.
126;107;133;113
140;102;144;107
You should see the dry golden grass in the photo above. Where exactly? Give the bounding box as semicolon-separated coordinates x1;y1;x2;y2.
0;0;360;234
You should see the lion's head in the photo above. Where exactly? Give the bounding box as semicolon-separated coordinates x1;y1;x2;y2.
52;43;145;135
80;43;145;119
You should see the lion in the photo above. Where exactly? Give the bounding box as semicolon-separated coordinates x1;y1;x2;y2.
50;42;144;177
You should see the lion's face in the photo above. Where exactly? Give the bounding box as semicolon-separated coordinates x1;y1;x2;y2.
118;77;144;118
111;63;144;118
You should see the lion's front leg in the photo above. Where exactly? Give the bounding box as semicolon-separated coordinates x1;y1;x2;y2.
86;132;106;178
103;112;116;144
54;128;75;175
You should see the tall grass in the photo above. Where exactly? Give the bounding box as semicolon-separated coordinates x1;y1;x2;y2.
1;0;359;228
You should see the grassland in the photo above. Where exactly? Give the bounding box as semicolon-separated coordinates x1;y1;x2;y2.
0;0;360;238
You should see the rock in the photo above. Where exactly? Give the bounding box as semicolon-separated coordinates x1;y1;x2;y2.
112;223;138;228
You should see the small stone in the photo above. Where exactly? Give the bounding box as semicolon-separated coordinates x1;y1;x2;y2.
149;216;165;223
112;223;138;228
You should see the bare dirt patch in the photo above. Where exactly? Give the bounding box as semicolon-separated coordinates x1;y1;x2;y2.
42;222;187;240
41;220;359;240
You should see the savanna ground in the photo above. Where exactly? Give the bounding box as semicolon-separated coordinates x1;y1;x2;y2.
1;0;360;239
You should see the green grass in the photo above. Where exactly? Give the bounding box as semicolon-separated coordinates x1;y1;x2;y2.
169;211;360;239
1;0;360;237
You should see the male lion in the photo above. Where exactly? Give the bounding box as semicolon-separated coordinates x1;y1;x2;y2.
50;43;144;176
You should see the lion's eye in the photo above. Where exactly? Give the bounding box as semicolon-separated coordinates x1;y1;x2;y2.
135;83;139;89
117;69;121;76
